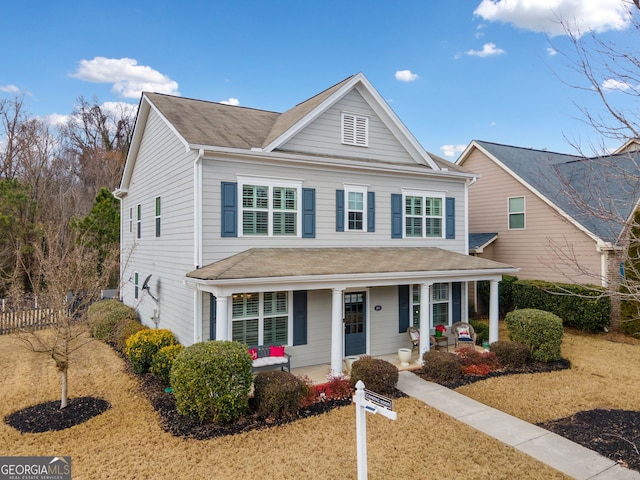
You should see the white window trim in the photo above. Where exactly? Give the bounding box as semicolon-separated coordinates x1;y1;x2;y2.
136;204;141;239
230;291;293;346
155;196;161;238
134;271;139;300
508;196;526;230
237;176;303;238
341;112;369;147
410;283;451;329
402;189;446;239
129;207;133;234
344;183;369;232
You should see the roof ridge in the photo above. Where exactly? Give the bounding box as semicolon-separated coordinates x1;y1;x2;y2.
144;91;281;115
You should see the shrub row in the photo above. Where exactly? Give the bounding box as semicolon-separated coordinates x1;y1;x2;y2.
125;329;178;375
88;299;140;344
512;280;610;331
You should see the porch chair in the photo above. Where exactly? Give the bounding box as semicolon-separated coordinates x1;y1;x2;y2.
451;322;477;349
406;327;420;351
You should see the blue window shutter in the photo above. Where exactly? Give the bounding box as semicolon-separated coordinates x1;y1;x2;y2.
302;188;316;238
367;191;375;232
221;182;237;237
293;290;307;345
391;194;403;239
398;285;410;333
336;190;345;232
446;197;455;239
209;294;217;340
452;282;462;323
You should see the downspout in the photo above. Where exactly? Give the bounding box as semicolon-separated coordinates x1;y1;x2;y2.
193;149;204;344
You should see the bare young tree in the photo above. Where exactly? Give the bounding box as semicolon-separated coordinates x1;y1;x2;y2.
12;222;116;409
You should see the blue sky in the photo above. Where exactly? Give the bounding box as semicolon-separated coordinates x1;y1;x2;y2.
1;0;637;159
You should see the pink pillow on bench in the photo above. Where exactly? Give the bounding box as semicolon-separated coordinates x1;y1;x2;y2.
269;345;285;357
248;348;258;360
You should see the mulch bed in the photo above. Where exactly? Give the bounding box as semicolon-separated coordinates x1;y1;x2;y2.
5;397;111;433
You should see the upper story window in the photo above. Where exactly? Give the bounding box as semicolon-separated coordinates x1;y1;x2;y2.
239;177;302;237
342;112;368;147
155;197;161;238
345;184;368;231
508;196;525;229
404;191;445;238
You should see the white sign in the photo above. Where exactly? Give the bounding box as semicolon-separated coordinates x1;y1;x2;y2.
353;381;397;480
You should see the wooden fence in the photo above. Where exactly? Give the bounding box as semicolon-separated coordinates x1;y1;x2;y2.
0;308;59;335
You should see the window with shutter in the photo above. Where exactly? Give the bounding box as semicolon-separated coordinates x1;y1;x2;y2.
342;112;368;147
231;291;292;346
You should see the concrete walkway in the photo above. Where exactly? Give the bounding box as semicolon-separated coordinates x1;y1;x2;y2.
397;371;640;480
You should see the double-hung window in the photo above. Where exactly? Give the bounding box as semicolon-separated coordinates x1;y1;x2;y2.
155;197;161;238
129;207;133;234
404;191;445;238
239;177;302;237
231;291;290;346
136;204;141;239
432;283;449;327
345;184;368;231
508;196;525;229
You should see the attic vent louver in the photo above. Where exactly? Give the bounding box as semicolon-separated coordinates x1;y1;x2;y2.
342;112;368;147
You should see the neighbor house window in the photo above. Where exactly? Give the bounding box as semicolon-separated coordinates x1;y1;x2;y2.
239;177;302;237
342;112;368;147
345;185;368;231
136;204;141;239
404;192;444;238
155;197;161;238
231;291;290;346
508;196;525;229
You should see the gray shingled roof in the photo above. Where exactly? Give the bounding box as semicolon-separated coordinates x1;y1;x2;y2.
187;247;515;281
469;233;498;251
476;140;640;244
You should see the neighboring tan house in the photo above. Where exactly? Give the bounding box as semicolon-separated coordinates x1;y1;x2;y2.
456;140;640;298
114;74;516;373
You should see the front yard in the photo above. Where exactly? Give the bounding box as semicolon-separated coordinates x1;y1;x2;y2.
1;328;638;479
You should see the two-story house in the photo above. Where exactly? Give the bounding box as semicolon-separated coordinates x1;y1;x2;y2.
115;74;516;373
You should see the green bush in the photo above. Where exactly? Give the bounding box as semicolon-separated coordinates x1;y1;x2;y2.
505;309;564;362
620;317;640;337
512;280;609;331
350;358;398;394
470;320;489;345
170;341;253;423
113;318;148;352
489;340;530;368
88;299;138;342
125;329;178;374
150;344;184;384
253;371;305;419
421;350;463;383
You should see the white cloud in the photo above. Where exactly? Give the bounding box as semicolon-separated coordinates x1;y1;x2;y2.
71;57;179;99
474;0;633;38
601;78;633;91
441;144;467;157
0;84;20;93
395;70;419;82
547;47;558;56
466;42;506;57
220;97;240;106
45;113;69;126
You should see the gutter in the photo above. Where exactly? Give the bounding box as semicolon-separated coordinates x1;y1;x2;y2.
194;149;204;268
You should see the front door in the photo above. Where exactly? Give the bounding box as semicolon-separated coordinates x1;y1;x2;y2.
344;291;366;356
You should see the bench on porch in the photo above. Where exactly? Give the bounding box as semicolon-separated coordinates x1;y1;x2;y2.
248;345;291;373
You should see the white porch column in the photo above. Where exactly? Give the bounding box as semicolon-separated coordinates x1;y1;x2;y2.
418;282;432;364
489;280;499;344
331;288;344;375
215;294;230;341
193;291;203;344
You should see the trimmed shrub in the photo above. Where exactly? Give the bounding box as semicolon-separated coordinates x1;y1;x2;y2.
505;309;564;362
350;358;398;394
455;346;501;372
421;350;463;383
300;373;353;407
489;340;530;368
150;344;184;384
125;329;178;374
512;280;609;331
170;341;253;423
470;320;489;345
88;299;138;342
253;371;305;419
113;318;148;353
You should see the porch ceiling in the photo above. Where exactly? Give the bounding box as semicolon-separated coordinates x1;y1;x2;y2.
186;247;516;281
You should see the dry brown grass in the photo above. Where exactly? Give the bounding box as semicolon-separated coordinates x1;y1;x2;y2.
0;334;575;479
458;327;640;424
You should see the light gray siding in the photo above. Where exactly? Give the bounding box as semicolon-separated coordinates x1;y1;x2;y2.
280;89;419;165
120;109;197;345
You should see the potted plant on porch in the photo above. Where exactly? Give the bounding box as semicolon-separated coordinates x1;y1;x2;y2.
435;324;447;337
